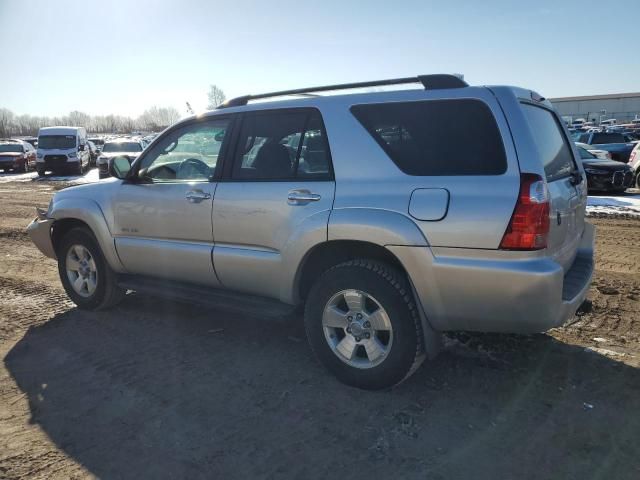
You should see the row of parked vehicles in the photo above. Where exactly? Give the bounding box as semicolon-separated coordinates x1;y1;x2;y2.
0;128;150;177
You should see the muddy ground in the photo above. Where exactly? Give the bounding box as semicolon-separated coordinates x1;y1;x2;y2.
0;177;639;479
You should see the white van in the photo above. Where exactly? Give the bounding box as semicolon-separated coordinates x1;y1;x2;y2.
36;126;90;176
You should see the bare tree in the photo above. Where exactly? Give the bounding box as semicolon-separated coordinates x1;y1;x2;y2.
207;85;226;109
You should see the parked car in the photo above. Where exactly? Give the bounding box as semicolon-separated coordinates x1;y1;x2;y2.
27;75;594;390
577;146;634;193
87;141;99;167
97;138;145;179
576;131;635;163
0;139;37;173
36;126;91;176
88;137;105;152
575;141;610;160
629;142;640;188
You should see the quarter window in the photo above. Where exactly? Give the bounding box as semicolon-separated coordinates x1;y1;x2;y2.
351;99;507;176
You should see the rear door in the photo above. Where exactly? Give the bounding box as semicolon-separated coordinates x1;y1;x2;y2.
521;104;585;271
212;108;335;300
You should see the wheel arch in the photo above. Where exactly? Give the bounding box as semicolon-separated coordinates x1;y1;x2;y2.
295;240;409;303
50;198;125;272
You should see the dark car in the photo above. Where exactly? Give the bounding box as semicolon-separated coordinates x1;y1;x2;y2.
577;131;635;163
88;137;105;152
0;139;37;173
86;141;99;167
578;146;634;193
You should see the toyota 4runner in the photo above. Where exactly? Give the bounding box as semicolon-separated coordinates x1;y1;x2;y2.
27;74;594;390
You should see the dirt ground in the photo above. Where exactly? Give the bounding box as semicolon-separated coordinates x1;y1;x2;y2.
0;177;639;479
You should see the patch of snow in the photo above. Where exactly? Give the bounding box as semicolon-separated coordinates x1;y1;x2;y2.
0;168;99;185
587;193;640;217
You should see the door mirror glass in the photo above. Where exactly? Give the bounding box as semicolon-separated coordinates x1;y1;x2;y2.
110;156;131;179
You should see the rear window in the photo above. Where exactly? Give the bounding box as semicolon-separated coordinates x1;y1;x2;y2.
591;132;625;144
521;104;576;182
351;99;507;176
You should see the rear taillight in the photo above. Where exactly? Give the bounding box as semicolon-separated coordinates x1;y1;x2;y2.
500;174;550;250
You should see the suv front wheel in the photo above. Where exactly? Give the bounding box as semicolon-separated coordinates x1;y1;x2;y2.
57;227;125;310
304;259;424;390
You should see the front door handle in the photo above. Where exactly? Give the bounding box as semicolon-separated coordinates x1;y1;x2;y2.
288;189;321;204
186;190;212;203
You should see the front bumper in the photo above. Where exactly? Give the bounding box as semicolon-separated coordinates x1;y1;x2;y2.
587;170;634;191
388;222;595;334
26;213;56;259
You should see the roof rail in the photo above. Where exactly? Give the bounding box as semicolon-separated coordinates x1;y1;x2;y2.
217;74;468;109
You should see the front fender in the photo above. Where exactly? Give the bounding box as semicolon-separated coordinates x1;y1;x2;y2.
50;198;125;272
328;208;428;246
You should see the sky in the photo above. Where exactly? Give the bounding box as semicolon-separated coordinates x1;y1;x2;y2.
1;0;639;118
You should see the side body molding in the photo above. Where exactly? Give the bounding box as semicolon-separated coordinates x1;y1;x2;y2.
50;198;126;272
328;208;429;247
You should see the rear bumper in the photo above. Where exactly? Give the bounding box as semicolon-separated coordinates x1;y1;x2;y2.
388;222;595;334
27;215;56;259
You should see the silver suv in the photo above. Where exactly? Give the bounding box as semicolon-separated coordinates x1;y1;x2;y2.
27;75;594;390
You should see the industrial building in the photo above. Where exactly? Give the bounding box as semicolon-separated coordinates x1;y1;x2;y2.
550;92;640;125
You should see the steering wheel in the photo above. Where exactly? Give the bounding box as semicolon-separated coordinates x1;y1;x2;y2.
178;157;210;179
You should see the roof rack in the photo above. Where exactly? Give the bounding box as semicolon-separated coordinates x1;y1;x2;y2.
218;74;468;109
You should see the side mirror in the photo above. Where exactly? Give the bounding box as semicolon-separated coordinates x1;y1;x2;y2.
214;131;226;142
109;156;132;179
78;144;85;151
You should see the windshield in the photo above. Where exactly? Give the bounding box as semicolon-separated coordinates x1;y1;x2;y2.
102;142;142;153
592;132;626;144
38;135;76;149
0;144;23;153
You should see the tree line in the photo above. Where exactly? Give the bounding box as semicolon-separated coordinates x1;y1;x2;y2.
0;106;181;138
1;85;227;138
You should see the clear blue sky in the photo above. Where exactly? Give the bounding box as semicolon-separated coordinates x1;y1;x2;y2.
1;0;638;118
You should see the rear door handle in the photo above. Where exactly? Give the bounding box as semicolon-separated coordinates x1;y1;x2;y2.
186;190;212;203
288;190;321;204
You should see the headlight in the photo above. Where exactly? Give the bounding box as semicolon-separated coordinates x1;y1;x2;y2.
68;152;77;158
37;153;43;159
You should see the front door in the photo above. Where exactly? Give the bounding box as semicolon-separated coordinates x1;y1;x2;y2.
212;109;335;300
113;117;232;286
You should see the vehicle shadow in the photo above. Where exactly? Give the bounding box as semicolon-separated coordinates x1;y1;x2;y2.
5;296;640;479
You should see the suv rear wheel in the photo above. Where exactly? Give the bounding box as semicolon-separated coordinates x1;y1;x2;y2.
57;227;125;310
304;259;424;390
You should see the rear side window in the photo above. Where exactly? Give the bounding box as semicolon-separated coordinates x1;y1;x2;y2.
351;99;507;176
521;105;576;182
232;110;332;180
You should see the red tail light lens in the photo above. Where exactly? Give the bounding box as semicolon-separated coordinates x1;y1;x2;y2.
500;174;550;250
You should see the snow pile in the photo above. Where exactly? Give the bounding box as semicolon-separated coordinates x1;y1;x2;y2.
587;194;640;217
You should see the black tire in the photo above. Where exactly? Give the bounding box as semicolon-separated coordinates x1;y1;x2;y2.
37;168;45;177
304;259;424;390
57;227;125;310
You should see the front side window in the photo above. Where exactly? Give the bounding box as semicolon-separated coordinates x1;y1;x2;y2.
351;99;507;176
232;110;331;180
38;135;76;149
138;119;230;182
521;104;577;182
